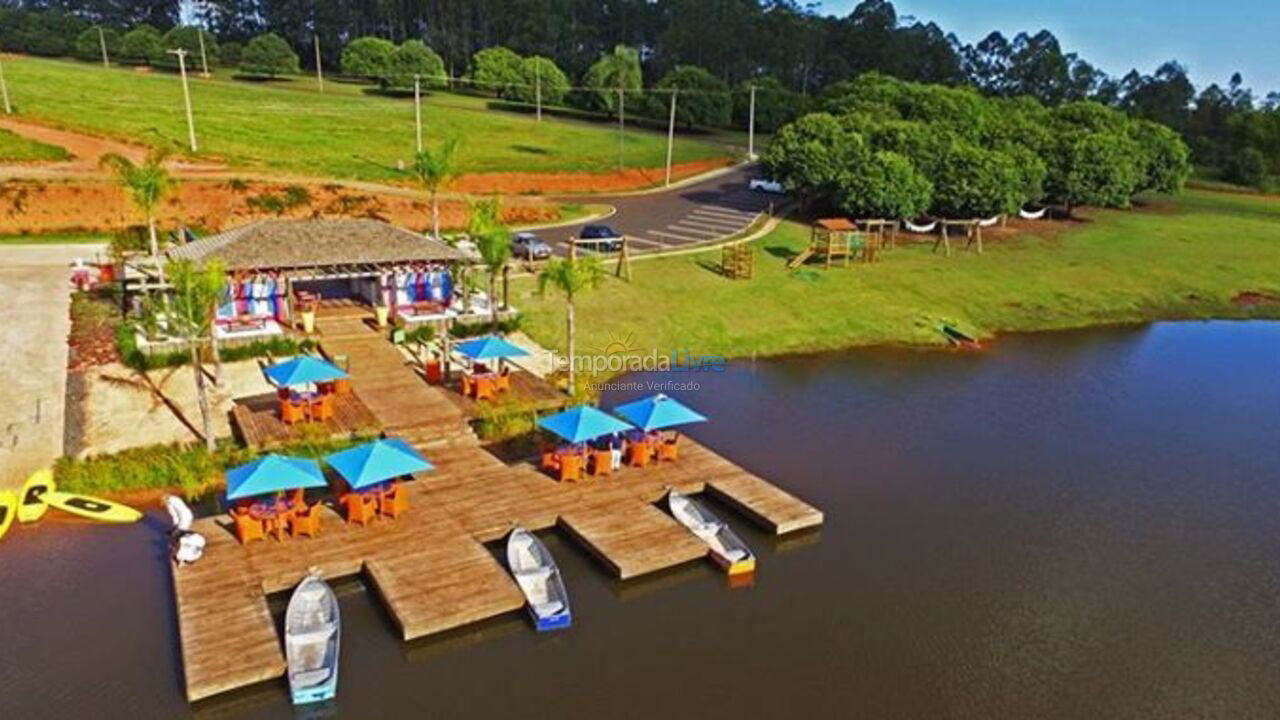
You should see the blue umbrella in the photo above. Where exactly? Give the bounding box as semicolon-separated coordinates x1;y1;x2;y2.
325;438;434;490
455;335;530;360
226;454;327;500
613;393;707;431
537;405;634;444
263;355;348;388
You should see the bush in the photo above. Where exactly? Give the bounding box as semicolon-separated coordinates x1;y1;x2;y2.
74;26;121;62
156;26;220;71
840;150;933;219
471;46;524;96
120;24;162;66
341;36;395;81
240;32;299;78
653;65;732;129
220;41;241;67
382;39;446;91
1223;147;1269;191
508;56;570;106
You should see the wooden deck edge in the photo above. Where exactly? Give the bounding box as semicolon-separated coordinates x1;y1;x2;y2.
555;515;625;578
704;481;824;535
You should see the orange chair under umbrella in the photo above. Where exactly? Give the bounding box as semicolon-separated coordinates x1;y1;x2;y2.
343;494;377;526
289;503;322;539
233;512;266;545
379;485;409;519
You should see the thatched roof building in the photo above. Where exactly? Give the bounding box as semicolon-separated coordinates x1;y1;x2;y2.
168;218;468;271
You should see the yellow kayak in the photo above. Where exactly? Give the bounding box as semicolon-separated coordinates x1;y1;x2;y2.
0;491;15;542
18;469;55;524
44;491;142;524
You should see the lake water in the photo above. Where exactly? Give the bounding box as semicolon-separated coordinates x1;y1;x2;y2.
3;322;1280;719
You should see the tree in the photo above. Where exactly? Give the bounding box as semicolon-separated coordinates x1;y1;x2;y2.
383;40;447;91
926;141;1025;218
100;149;174;275
471;46;524;96
120;24;162;65
1224;147;1269;190
239;32;299;78
1129;119;1191;194
581;45;643;117
733;76;804;133
164;259;227;453
654;65;732;129
839;150;933;219
469;197;512;326
220;41;241;67
74;26;121;62
157;26;221;71
410;136;462;240
538;255;606;395
341;36;395;81
762;113;863;208
1052;132;1144;211
509;56;570;106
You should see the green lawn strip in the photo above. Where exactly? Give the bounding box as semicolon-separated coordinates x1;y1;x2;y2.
3;56;728;180
0;126;71;162
512;189;1280;362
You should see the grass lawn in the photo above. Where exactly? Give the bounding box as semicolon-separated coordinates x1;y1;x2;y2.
0;126;71;162
2;56;729;180
512;189;1280;361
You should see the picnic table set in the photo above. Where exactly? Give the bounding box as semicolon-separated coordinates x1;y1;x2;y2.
263;355;351;425
537;395;707;482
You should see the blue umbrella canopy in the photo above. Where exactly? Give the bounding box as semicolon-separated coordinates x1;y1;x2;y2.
455;335;530;360
262;355;348;388
325;438;434;490
613;393;707;431
537;405;634;444
226;454;327;500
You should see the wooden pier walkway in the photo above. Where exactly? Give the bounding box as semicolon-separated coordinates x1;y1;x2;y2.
177;309;822;702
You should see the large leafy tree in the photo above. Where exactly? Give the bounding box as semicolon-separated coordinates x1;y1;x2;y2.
156;26;221;71
239;32;299;78
654;65;732;129
1129;119;1191;194
119;24;162;65
1050;132;1145;211
340;36;395;81
763;113;864;208
538;255;606;395
840;150;933;219
927;141;1025;218
509;56;570;106
74;26;121;62
410;136;462;240
581;45;643;117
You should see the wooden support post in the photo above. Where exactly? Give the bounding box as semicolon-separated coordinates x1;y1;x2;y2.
413;75;423;153
0;54;13;115
747;85;757;159
664;89;678;187
616;237;631;281
168;49;198;152
617;85;625;170
501;264;510;311
197;29;211;77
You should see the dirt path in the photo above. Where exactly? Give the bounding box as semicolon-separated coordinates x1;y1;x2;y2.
0;117;225;174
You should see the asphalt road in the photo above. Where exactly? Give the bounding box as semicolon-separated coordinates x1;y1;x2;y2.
536;164;780;257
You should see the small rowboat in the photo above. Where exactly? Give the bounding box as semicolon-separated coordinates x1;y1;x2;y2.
285;572;341;705
940;324;981;350
507;526;572;631
668;489;756;576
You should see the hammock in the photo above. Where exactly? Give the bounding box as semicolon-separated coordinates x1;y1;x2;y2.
978;215;1002;228
903;219;938;233
1019;207;1048;220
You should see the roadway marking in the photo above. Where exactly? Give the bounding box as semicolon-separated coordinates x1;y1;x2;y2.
691;209;754;223
680;217;745;231
625;236;666;248
667;224;722;238
648;229;705;243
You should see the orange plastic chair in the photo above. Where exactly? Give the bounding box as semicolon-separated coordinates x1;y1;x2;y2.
233;512;267;545
290;503;322;539
312;394;334;422
540;446;560;473
626;442;651;468
496;368;512;393
379;486;409;519
658;440;679;462
589;449;613;477
281;399;306;425
459;374;473;398
558;453;583;482
474;376;496;401
344;494;377;526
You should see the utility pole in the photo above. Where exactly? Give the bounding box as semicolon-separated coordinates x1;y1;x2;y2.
665;89;678;186
617;85;625;170
169;49;198;152
748;85;757;159
313;34;324;92
196;29;210;78
414;74;423;153
535;62;542;122
97;26;109;68
0;55;10;115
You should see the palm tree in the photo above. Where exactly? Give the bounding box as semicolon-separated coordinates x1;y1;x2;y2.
163;259;226;453
537;254;606;394
469;197;512;327
100;148;174;272
410;135;461;240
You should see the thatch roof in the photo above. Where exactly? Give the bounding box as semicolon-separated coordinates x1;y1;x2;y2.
167;219;468;271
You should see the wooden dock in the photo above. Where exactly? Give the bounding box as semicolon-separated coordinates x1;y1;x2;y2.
177;309;822;702
232;391;381;449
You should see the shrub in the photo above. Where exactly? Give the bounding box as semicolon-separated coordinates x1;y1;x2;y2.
471;46;524;96
239;32;299;78
1223;147;1269;191
341;36;395;81
653;65;732;129
382;40;446;91
220;41;241;67
119;24;162;66
156;26;220;71
74;26;121;62
508;56;570;106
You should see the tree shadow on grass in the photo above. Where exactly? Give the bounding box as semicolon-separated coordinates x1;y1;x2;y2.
763;244;797;261
511;144;551;156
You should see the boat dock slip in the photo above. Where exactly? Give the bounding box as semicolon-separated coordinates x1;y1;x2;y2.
178;310;823;702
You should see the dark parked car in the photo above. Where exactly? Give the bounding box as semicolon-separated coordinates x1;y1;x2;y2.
576;224;624;252
511;231;552;260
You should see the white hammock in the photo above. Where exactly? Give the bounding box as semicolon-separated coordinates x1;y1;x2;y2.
903;220;938;233
978;215;1002;227
1019;207;1048;220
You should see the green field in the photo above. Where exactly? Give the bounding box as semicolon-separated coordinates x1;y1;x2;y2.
513;190;1280;361
1;56;729;180
0;126;71;162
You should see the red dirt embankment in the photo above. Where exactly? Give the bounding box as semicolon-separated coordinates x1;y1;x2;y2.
0;179;560;235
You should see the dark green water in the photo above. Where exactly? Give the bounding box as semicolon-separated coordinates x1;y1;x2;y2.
3;321;1280;718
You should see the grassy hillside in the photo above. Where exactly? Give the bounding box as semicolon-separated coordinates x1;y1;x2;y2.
0;56;729;180
0;126;71;162
514;190;1280;360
